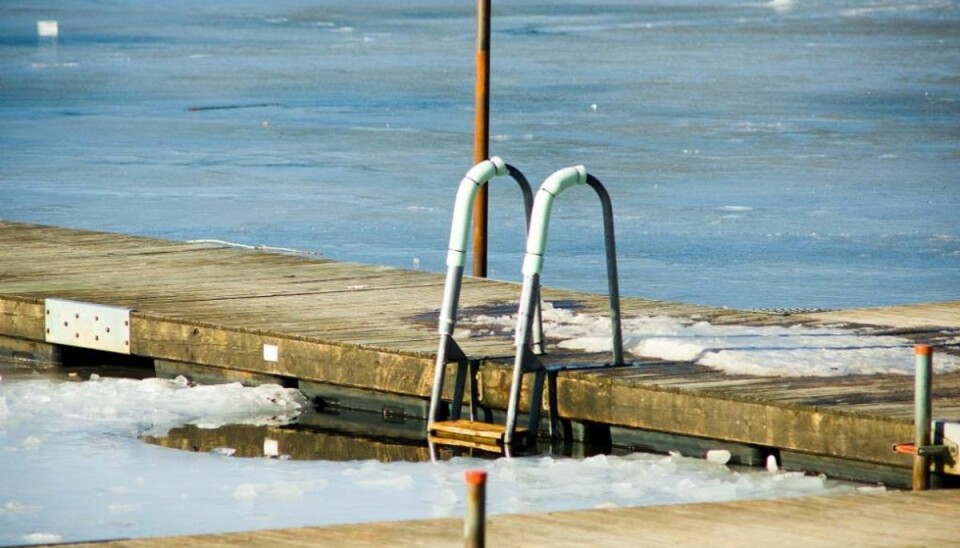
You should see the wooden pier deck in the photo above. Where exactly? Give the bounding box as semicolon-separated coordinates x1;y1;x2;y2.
2;221;959;482
51;490;960;547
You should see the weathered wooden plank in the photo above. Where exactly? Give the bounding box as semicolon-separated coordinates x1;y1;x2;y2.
466;362;916;467
129;314;436;396
0;296;44;340
3;220;959;476
0;333;62;366
801;301;960;329
53;490;960;548
429;419;517;442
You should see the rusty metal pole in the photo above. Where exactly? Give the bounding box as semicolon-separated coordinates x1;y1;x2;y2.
913;344;933;490
464;469;487;547
471;0;491;277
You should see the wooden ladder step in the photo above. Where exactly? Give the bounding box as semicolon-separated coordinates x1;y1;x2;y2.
428;419;527;449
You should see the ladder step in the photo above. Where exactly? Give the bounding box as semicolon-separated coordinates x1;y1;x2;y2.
429;420;527;449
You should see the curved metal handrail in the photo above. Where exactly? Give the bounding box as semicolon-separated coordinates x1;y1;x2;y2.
504;166;625;444
428;157;539;427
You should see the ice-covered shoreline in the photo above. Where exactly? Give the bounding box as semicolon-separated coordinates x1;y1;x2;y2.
0;372;866;545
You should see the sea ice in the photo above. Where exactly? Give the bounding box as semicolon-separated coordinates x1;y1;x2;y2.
767;455;780;473
21;533;62;545
706;449;732;464
0;373;861;545
233;484;258;501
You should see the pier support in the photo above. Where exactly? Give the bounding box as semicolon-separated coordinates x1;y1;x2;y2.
0;334;62;367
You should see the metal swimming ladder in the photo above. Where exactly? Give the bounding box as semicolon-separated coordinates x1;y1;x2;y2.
427;157;543;432
429;162;625;450
503;165;626;445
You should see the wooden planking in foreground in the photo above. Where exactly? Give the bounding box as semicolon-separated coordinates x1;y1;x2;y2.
801;302;960;329
2;221;960;470
54;490;960;548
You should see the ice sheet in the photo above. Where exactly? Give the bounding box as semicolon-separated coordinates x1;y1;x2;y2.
0;374;862;545
0;0;957;309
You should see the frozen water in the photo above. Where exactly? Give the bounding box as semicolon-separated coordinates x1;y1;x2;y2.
464;303;960;376
0;0;957;309
0;372;865;545
0;374;305;437
0;0;954;544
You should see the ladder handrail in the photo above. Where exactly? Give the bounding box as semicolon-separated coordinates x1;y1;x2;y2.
444;158;509;272
520;166;624;364
585;173;623;366
505;166;625;444
428;157;538;427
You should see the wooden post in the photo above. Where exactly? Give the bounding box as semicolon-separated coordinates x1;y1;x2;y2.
472;0;491;278
464;469;487;547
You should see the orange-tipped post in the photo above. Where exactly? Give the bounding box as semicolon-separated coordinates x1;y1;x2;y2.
913;344;933;490
464;470;487;547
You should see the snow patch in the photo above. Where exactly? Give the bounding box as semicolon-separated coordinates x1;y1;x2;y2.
463;303;960;377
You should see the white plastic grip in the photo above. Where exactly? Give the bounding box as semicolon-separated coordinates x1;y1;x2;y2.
446;157;507;267
521;165;587;276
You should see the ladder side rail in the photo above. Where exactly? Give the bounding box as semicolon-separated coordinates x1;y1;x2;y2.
429;157;537;427
428;267;465;424
506;163;545;356
507;166;585;444
585;174;625;366
505;166;625;443
504;273;539;444
505;163;534;227
429;158;506;425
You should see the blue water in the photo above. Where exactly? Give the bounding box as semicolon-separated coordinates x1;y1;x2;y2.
1;0;958;309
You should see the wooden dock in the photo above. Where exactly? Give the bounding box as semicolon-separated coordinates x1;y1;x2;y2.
2;221;960;483
49;490;960;547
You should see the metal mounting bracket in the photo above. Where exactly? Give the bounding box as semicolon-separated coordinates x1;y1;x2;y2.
893;443;951;457
893;419;960;476
44;298;131;354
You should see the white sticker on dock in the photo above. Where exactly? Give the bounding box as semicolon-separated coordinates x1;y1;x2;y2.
263;438;279;457
263;344;279;362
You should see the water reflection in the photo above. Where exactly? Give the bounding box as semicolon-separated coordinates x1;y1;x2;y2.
142;407;431;462
142;407;603;463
